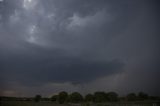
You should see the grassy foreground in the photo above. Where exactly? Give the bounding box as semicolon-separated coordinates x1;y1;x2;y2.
1;101;159;106
0;101;68;106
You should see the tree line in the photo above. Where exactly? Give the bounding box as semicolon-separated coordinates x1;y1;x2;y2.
35;91;159;103
1;91;159;103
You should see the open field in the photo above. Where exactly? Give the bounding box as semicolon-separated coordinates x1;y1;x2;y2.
0;101;68;106
1;101;159;106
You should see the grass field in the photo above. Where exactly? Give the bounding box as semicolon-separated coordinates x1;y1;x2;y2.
0;101;68;106
1;101;159;106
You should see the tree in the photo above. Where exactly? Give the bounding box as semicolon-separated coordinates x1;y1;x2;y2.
126;93;137;101
41;97;50;101
51;95;58;102
34;95;41;102
106;92;118;102
85;94;94;102
138;92;148;101
58;91;68;104
94;92;107;103
69;92;83;103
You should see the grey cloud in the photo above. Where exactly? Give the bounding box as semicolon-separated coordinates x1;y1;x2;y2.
0;0;159;96
0;48;124;85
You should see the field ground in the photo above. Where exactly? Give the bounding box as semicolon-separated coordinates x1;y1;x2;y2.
0;101;160;106
0;101;68;106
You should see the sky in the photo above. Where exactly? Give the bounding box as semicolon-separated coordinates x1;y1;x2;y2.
0;0;160;97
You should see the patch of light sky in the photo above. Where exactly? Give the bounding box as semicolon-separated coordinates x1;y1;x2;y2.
27;25;38;43
67;9;111;30
9;10;20;24
23;0;37;10
26;24;49;47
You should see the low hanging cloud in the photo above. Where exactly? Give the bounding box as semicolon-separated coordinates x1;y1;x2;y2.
0;48;125;86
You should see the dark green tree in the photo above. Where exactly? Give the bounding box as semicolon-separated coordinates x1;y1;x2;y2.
138;92;148;101
106;92;118;102
34;95;42;102
94;92;107;103
85;94;94;102
51;95;58;102
58;91;68;104
126;93;137;101
69;92;83;103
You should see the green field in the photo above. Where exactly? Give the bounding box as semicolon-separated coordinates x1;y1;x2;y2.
1;101;68;106
1;101;159;106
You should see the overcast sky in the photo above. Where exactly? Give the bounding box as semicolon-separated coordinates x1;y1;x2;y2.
0;0;159;97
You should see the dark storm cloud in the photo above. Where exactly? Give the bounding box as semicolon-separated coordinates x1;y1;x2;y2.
0;0;127;85
0;46;124;85
0;0;159;96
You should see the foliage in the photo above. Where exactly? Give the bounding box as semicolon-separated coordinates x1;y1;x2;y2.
34;95;42;102
69;92;83;103
1;91;159;104
51;95;58;102
126;93;137;101
94;92;107;103
85;94;94;102
106;92;118;102
58;91;68;104
138;92;148;100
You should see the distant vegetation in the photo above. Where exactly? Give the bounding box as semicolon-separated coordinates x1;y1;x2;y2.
50;91;159;103
0;91;160;103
